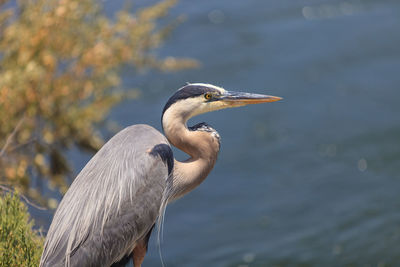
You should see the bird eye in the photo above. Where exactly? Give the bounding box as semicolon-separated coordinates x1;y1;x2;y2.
204;93;212;100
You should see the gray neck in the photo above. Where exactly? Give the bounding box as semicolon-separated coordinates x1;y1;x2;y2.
162;109;220;201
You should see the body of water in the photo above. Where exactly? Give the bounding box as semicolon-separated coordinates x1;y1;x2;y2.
35;0;400;266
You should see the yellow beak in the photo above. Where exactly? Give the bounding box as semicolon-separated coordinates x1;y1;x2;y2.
218;91;282;106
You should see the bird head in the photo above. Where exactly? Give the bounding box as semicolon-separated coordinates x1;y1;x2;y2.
162;83;281;124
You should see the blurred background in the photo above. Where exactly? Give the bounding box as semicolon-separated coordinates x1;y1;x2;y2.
1;0;400;266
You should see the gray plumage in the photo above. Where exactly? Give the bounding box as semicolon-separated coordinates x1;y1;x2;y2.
40;125;170;266
40;83;281;267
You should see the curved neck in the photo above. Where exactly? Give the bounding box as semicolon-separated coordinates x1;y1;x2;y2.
162;110;220;201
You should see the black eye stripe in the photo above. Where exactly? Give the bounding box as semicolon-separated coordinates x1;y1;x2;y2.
162;85;220;115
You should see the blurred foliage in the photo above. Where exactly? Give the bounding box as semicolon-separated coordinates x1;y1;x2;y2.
0;191;44;267
0;0;198;207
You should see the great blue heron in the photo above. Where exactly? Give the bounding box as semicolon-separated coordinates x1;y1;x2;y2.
40;83;281;267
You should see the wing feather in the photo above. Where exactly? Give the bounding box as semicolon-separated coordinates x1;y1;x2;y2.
40;125;172;267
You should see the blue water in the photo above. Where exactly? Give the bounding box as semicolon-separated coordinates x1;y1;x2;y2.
34;0;400;266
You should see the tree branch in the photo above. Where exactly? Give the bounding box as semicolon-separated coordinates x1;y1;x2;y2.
0;116;25;158
0;184;47;210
